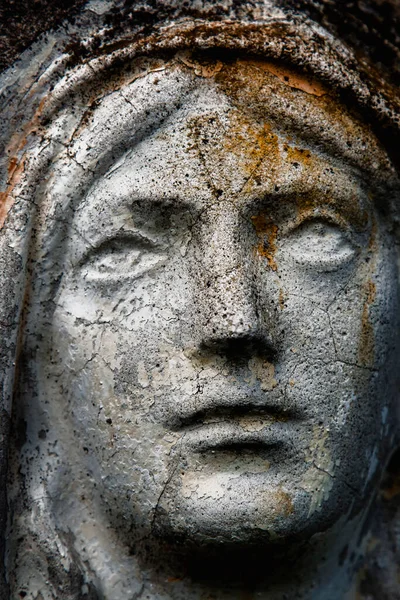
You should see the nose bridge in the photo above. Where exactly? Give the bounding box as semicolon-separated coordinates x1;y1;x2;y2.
192;203;259;342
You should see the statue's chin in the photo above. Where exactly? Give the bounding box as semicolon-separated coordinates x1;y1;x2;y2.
150;472;347;549
140;482;357;588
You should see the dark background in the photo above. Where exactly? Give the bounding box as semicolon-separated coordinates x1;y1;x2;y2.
0;0;86;71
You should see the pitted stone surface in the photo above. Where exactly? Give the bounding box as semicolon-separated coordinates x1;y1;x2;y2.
1;3;400;600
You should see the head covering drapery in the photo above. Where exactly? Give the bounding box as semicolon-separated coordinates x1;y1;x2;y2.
1;1;400;596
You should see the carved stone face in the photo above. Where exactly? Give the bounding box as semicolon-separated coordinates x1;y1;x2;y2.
32;58;400;551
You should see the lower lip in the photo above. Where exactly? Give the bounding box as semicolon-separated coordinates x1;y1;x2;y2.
183;421;291;453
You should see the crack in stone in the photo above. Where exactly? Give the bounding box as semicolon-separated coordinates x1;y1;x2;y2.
150;433;185;535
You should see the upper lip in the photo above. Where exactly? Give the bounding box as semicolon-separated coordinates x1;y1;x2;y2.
169;399;302;430
167;399;302;452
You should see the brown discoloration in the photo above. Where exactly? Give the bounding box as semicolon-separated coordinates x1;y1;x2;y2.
283;144;312;166
381;479;400;501
289;191;369;238
186;105;282;197
279;288;286;309
247;357;278;392
177;51;223;78
359;280;376;368
213;57;393;189
0;96;48;228
223;117;280;179
358;221;378;367
0;157;26;228
381;471;400;501
251;214;278;271
244;59;328;97
275;489;294;517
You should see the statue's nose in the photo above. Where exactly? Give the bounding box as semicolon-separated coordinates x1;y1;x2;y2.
199;264;259;341
191;204;276;357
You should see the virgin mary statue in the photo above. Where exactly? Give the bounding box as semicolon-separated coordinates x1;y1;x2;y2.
1;1;400;599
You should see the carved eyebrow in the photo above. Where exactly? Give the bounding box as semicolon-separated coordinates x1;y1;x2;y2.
242;185;370;231
127;195;199;213
72;193;200;245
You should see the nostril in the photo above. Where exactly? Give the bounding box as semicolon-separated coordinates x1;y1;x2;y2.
199;334;277;365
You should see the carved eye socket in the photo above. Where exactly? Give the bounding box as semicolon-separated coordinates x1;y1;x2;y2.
285;219;355;269
79;232;166;282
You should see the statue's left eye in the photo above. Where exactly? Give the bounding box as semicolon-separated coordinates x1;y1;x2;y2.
284;219;355;269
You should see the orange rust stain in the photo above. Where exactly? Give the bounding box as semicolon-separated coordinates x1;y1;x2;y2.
8;157;19;177
1;96;48;228
223;117;280;179
0;158;26;228
217;59;329;98
6;96;47;160
251;214;278;271
187;108;282;191
242;59;328;97
284;144;312;167
214;57;390;194
186;60;370;229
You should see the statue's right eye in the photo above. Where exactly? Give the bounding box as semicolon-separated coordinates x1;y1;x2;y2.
78;231;167;283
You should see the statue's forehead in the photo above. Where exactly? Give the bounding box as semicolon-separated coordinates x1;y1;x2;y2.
67;56;394;186
75;103;370;242
58;56;397;237
70;64;372;228
89;98;365;201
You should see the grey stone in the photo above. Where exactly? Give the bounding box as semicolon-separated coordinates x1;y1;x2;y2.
1;2;400;599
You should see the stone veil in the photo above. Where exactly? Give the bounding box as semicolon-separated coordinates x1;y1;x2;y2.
1;1;400;599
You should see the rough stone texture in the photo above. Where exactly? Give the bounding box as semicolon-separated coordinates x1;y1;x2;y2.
0;0;86;73
1;2;400;599
1;1;400;83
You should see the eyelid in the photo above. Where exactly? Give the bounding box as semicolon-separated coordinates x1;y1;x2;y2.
280;208;351;238
280;213;357;271
78;229;159;265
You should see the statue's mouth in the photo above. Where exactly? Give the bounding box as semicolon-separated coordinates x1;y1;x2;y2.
169;402;301;456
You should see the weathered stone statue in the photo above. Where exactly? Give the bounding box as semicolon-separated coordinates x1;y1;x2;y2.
1;1;400;598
